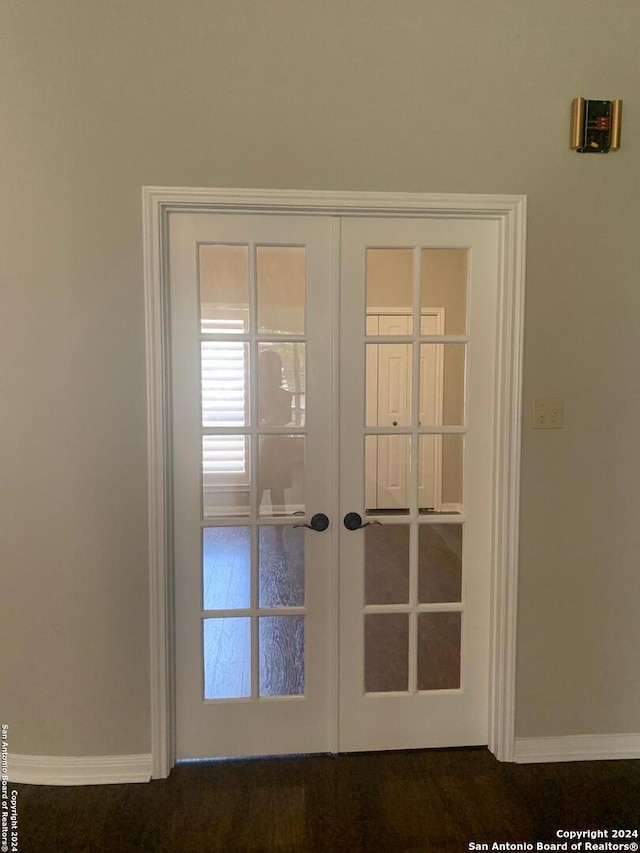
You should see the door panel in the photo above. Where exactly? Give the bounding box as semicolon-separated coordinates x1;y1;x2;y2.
339;217;498;751
170;213;334;759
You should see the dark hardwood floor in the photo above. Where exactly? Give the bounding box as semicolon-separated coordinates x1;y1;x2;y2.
14;748;640;852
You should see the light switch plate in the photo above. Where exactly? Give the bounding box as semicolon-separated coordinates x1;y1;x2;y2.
532;396;564;429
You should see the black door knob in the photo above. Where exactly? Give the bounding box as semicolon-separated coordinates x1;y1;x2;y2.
343;512;382;531
293;512;330;532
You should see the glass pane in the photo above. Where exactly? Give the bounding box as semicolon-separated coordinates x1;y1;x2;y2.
420;312;440;335
259;435;305;517
365;524;409;605
365;435;410;514
417;612;461;690
257;246;305;335
203;617;251;699
442;434;463;509
259;616;305;697
259;526;305;607
203;435;250;517
258;343;306;428
420;248;468;335
418;434;437;512
366;249;414;334
420;344;466;427
199;244;249;334
366;344;412;427
365;613;409;692
419;434;463;513
203;527;251;610
418;524;463;604
201;341;249;427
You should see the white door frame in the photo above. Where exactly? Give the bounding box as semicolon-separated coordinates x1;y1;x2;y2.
142;186;527;779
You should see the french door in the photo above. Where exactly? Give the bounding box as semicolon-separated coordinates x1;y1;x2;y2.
169;210;499;759
339;217;498;750
170;213;335;758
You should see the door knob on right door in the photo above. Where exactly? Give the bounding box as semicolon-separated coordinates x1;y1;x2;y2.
343;512;382;531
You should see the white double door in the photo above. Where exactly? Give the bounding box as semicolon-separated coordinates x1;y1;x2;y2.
169;210;498;759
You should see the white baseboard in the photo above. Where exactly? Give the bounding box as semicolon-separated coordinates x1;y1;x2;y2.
514;733;640;764
8;753;153;785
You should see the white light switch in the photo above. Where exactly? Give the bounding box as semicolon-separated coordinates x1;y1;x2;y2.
532;396;564;429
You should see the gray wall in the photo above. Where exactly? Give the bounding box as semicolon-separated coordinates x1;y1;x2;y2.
2;0;640;756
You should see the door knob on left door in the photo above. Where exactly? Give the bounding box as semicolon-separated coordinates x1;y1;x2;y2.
293;512;330;532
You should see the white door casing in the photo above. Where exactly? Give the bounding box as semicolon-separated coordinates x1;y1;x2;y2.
143;188;526;778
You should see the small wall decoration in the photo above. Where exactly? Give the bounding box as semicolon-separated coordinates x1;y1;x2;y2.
570;98;622;153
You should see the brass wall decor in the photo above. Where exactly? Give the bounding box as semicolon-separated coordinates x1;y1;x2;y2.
571;98;622;153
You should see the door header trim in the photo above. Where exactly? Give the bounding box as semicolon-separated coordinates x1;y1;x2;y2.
142;187;527;777
144;185;525;218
